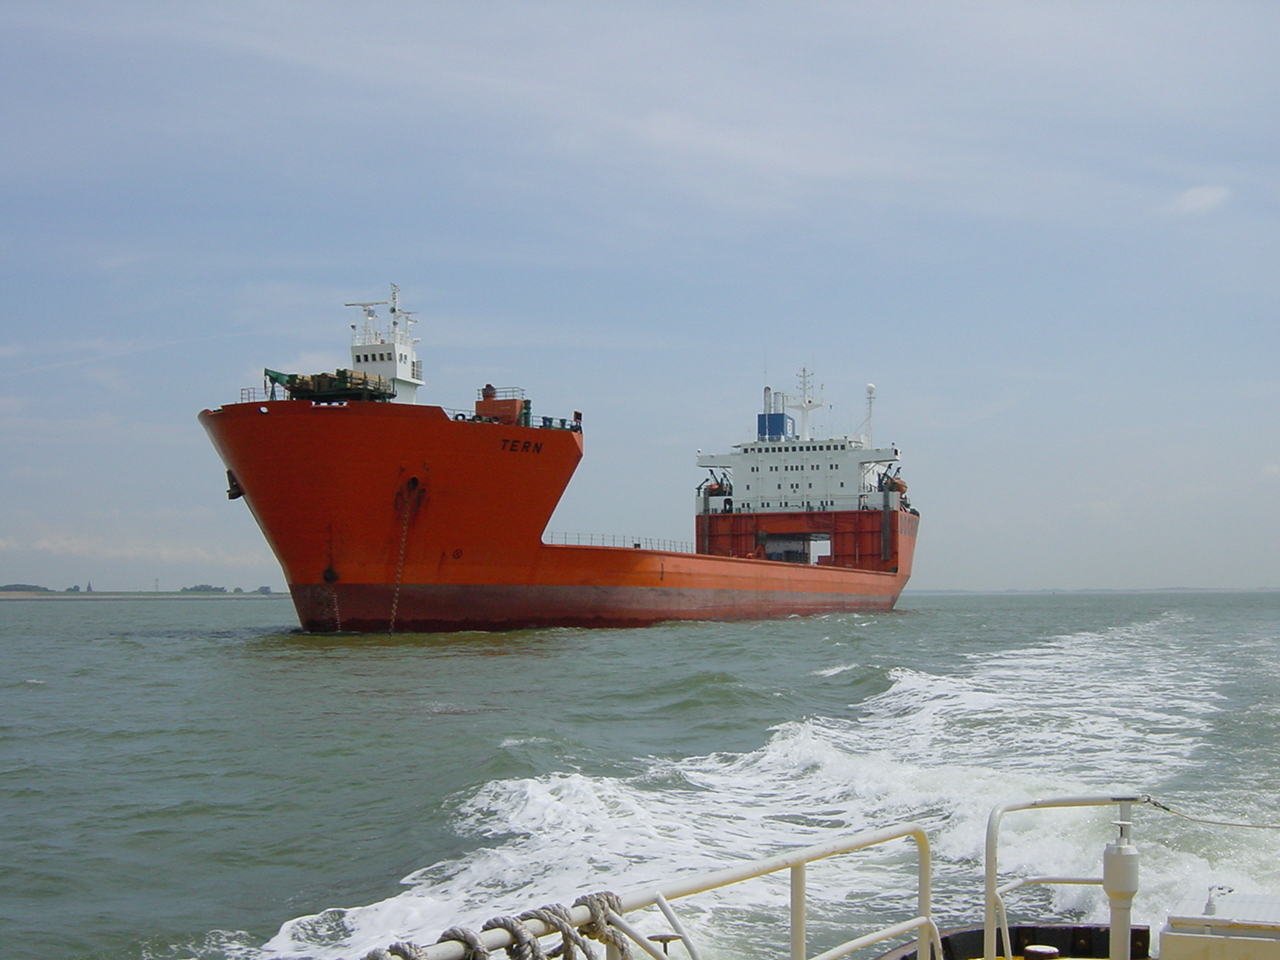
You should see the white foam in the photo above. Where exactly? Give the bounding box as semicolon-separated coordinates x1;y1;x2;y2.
810;662;859;677
256;612;1280;959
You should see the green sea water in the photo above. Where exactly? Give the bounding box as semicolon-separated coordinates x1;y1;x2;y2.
3;591;1279;960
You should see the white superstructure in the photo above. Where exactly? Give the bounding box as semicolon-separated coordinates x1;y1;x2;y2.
696;378;905;515
346;284;424;404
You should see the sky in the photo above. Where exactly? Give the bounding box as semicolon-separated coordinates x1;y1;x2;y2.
1;1;1277;594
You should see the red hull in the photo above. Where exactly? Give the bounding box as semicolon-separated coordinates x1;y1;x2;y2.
200;399;915;632
289;541;913;631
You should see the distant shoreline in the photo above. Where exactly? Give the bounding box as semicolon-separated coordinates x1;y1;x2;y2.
903;586;1280;596
0;592;290;600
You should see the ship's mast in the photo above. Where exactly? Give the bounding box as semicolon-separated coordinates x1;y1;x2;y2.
785;368;823;441
388;283;418;336
345;284;424;404
865;383;875;447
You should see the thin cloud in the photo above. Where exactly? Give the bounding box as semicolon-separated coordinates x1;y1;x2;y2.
10;333;256;377
8;4;1272;228
1166;185;1231;215
21;532;269;566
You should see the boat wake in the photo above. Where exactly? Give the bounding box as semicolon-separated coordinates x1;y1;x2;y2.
228;612;1279;960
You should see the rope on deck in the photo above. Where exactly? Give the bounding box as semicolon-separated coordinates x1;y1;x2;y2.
434;927;490;959
363;940;454;960
519;904;599;960
573;892;631;960
1144;794;1280;830
482;916;546;960
364;890;634;960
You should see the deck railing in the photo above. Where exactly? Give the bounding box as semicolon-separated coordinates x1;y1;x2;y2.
985;794;1146;960
379;823;938;960
544;532;695;553
239;386;281;403
229;391;581;430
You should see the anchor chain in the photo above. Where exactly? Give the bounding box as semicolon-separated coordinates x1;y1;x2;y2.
389;476;422;634
389;502;412;634
329;583;342;632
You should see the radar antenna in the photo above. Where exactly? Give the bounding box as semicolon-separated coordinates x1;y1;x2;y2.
344;299;388;327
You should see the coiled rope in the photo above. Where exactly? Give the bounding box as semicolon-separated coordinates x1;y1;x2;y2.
362;942;437;960
375;892;631;960
573;892;631;960
482;916;547;960
434;927;490;959
520;903;599;960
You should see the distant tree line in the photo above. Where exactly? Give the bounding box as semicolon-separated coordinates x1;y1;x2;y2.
2;582;273;594
180;584;273;594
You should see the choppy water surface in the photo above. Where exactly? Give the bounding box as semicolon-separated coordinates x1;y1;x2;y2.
3;591;1279;960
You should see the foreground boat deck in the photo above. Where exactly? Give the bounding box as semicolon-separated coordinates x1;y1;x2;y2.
358;794;1279;960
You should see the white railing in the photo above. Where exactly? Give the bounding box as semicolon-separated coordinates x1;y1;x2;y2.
240;386;281;403
985;794;1145;960
353;795;1169;960
475;386;526;400
544;532;695;553
387;824;938;960
443;408;582;431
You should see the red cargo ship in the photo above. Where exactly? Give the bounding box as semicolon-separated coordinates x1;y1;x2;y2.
199;288;918;632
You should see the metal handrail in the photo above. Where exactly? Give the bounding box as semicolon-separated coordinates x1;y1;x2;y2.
544;532;696;553
228;391;580;431
984;794;1145;960
406;824;939;960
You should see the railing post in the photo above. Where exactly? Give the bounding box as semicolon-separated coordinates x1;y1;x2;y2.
917;829;933;960
984;805;1006;960
1104;801;1138;960
791;862;807;960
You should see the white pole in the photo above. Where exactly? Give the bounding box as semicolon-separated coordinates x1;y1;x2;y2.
791;863;807;960
1103;802;1139;960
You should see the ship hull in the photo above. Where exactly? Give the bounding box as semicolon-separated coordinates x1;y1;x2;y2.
290;542;913;632
200;399;915;633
